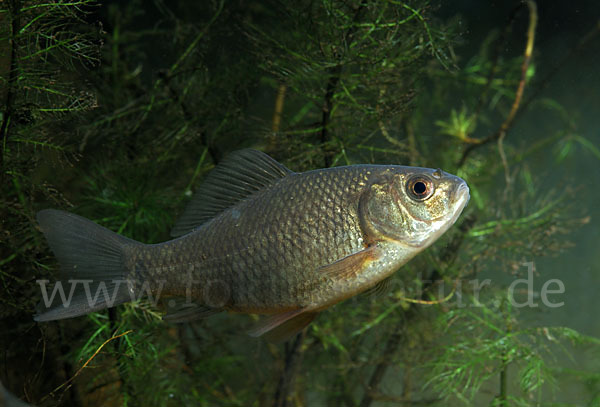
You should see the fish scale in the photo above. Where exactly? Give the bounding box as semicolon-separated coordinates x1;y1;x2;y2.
125;166;368;312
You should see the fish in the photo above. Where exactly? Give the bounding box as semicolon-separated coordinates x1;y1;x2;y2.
34;149;470;340
0;382;32;407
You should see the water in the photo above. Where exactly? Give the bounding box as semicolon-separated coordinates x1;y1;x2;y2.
441;1;600;404
1;1;599;406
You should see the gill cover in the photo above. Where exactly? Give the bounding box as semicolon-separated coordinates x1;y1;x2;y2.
358;172;408;245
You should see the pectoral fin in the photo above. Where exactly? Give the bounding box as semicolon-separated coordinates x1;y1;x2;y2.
318;245;380;280
361;276;393;297
248;309;318;342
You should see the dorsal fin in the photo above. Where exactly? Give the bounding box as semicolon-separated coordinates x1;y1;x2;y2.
171;149;293;237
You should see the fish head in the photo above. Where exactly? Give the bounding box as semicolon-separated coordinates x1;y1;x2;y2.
360;167;470;249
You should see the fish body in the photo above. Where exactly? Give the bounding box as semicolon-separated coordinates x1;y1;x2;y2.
0;382;32;407
35;150;469;339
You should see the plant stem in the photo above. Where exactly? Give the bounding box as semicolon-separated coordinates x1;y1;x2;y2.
0;0;21;169
272;83;287;133
499;363;507;406
498;298;512;406
519;19;600;116
359;331;402;407
273;329;307;407
458;1;538;168
319;2;366;167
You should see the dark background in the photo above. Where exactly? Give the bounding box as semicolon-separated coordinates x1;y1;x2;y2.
1;0;599;406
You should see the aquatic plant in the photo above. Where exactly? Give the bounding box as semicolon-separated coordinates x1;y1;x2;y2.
1;0;598;406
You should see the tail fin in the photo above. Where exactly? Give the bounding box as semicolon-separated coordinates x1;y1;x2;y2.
34;209;141;322
1;380;33;407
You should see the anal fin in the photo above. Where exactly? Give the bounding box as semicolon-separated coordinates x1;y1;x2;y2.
248;309;318;342
163;300;222;323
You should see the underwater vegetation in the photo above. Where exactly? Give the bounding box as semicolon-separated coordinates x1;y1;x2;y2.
1;0;599;406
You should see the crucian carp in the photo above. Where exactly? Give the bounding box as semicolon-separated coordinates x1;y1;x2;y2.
35;149;470;340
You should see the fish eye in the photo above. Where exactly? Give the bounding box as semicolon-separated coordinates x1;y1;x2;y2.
406;176;434;201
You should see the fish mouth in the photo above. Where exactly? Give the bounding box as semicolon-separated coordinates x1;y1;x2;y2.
453;181;470;217
443;180;470;229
